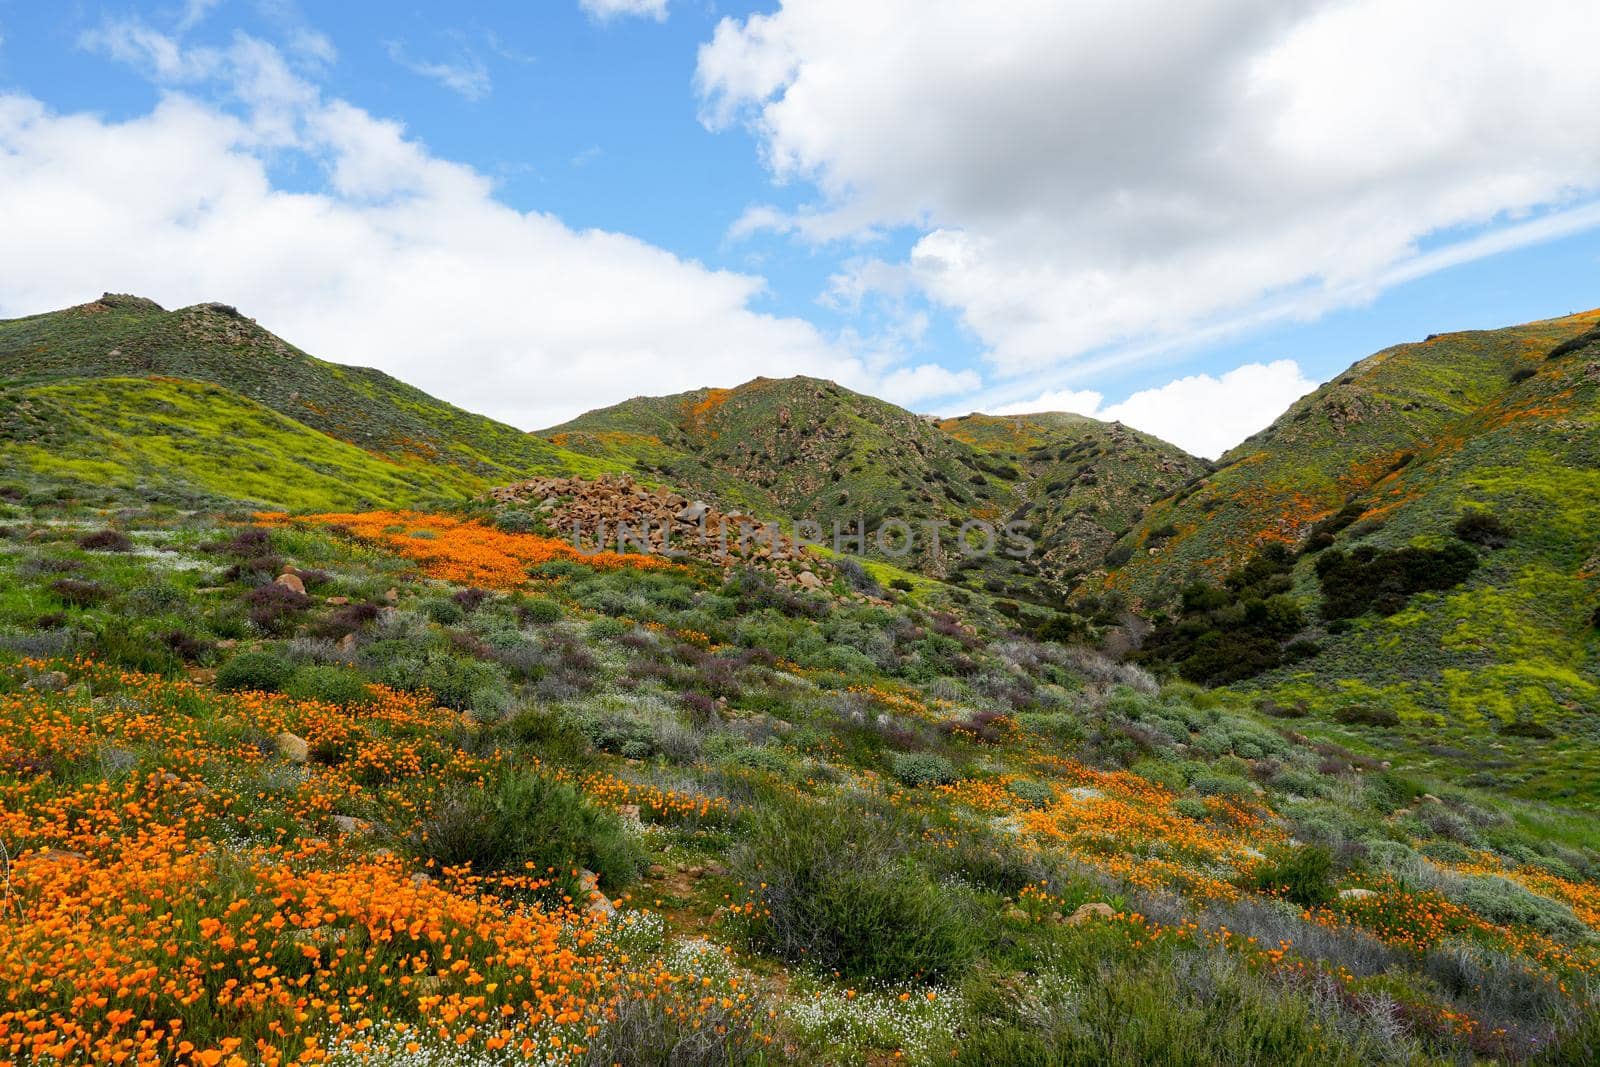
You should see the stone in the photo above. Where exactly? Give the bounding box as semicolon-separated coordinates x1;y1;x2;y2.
579;869;616;919
1005;906;1031;924
274;572;306;595
1067;902;1116;926
1338;888;1375;901
337;633;357;652
331;815;371;836
384;587;400;603
796;570;824;590
274;731;309;763
676;501;709;523
24;671;70;693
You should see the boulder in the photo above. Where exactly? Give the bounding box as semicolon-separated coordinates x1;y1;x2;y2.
1067;902;1116;926
274;731;309;763
274;572;306;595
676;501;710;523
796;570;824;590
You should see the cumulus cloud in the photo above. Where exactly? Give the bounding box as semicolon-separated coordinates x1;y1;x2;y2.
0;26;919;429
698;0;1600;374
581;0;669;24
989;360;1318;459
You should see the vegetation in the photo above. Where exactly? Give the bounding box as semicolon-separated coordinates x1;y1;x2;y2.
1;296;1598;1063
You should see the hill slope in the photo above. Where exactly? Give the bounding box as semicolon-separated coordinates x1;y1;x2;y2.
939;412;1208;582
0;294;618;507
1111;309;1600;802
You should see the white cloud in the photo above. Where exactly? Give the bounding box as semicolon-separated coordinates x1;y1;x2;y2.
581;0;669;24
384;40;490;101
698;0;1600;376
988;360;1317;459
877;364;981;407
0;27;934;429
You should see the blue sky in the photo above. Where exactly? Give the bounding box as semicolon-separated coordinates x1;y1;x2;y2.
0;0;1597;456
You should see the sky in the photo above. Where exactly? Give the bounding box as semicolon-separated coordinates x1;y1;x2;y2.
0;1;1597;458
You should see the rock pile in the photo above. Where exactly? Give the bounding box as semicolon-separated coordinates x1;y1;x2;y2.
491;475;838;590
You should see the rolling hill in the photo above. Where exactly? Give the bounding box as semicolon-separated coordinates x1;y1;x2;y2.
1107;309;1600;802
0;293;620;508
939;411;1208;582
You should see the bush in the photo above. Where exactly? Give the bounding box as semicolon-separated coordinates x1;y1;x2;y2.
519;598;564;625
890;752;959;788
244;582;312;634
421;597;465;625
889;577;915;593
1454;510;1512;549
77;529;133;552
420;768;644;887
50;578;106;607
216;650;294;692
1332;704;1400;728
1249;845;1336;907
1008;779;1055;809
734;798;975;982
283;665;372;707
1450;875;1587;940
1316;541;1479;619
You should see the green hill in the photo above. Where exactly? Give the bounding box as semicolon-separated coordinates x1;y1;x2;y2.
939;412;1208;582
1109;309;1600;803
0;294;619;508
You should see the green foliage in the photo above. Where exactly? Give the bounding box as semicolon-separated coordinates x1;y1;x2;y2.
890;751;959;788
1138;545;1308;684
419;768;644;886
283;665;372;708
734;797;976;982
1248;845;1336;907
216;650;294;692
1316;540;1479;619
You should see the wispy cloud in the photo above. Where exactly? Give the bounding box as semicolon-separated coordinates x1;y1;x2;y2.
580;0;668;25
384;40;490;101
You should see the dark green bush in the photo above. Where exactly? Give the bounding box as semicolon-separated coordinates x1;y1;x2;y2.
734;798;975;982
1454;510;1512;549
216;650;294;692
1332;704;1400;728
1316;541;1478;619
283;665;372;707
419;768;644;886
1249;844;1336;907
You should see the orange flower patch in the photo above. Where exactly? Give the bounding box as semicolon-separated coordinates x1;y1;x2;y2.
256;510;673;589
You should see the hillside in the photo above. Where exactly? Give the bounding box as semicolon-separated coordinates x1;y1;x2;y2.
939;412;1208;581
2;296;1600;1063
0;294;591;476
1109;309;1600;804
543;378;1204;620
543;375;1020;535
0;294;617;507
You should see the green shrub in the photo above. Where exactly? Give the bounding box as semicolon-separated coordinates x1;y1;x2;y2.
419;768;644;886
1008;779;1054;809
1249;845;1336;907
734;798;975;982
1332;704;1400;728
216;650;294;692
1316;541;1478;619
1450;875;1587;940
283;665;372;707
1454;510;1512;549
421;597;465;625
520;597;564;624
890;752;959;788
